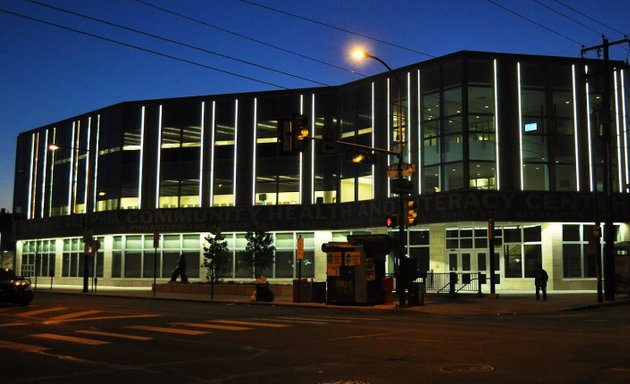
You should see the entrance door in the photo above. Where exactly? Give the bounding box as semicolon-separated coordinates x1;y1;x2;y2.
474;249;502;291
448;250;474;287
448;249;502;292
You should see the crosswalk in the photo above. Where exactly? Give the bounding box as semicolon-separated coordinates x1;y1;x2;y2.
0;306;383;351
1;305;162;325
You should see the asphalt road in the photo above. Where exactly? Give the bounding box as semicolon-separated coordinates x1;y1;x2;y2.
1;293;629;384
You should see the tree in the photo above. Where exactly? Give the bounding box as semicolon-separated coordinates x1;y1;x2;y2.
202;228;230;284
243;230;275;278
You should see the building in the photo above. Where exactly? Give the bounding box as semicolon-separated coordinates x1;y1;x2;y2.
12;51;630;293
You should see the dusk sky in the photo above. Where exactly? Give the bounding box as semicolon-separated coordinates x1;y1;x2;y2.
1;0;628;211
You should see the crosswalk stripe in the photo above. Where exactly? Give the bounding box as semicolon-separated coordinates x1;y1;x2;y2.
274;316;334;324
278;316;353;323
209;319;291;328
43;313;161;325
18;307;68;317
126;325;208;335
76;330;153;341
316;315;381;321
48;310;104;321
32;333;110;346
0;339;49;352
0;322;31;327
172;322;251;331
254;317;328;325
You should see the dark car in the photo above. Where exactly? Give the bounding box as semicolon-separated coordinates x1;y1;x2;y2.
0;268;33;306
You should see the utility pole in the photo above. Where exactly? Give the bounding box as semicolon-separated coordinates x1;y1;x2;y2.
581;36;630;301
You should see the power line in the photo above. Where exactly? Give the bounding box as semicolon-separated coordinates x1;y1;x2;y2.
485;0;584;46
532;0;602;37
240;0;434;58
132;0;365;77
0;7;288;90
552;0;628;38
23;0;330;87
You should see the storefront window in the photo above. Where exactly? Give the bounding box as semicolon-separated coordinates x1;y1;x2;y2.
504;244;522;278
504;226;541;278
562;224;598;278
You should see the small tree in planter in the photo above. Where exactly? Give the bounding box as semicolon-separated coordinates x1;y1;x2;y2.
202;228;230;299
243;230;275;278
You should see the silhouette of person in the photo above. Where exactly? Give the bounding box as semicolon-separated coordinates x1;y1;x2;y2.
534;265;548;300
170;253;188;283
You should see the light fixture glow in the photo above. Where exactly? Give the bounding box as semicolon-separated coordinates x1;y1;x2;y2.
351;48;367;60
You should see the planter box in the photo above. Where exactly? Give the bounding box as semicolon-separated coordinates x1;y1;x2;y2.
154;282;293;297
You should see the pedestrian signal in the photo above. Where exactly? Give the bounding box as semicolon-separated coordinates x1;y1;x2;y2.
386;215;398;228
406;200;418;226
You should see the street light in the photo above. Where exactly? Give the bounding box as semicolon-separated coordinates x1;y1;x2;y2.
352;48;408;306
49;143;94;294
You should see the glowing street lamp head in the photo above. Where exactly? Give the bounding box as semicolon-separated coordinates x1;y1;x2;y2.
48;143;61;151
351;48;369;60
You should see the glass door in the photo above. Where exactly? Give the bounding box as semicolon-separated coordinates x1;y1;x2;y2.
448;249;502;292
474;249;502;291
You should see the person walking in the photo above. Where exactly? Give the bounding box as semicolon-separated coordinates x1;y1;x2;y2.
534;265;548;300
170;253;188;283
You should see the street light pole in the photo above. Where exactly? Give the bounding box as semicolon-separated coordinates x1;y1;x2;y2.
50;142;93;293
352;49;407;306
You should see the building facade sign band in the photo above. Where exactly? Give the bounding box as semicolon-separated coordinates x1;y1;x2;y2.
13;191;630;239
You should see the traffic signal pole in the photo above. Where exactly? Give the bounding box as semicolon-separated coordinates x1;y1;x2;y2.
581;36;629;301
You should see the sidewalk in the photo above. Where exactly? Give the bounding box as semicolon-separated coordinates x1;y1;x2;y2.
34;285;630;316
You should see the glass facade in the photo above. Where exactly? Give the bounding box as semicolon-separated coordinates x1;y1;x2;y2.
11;51;630;292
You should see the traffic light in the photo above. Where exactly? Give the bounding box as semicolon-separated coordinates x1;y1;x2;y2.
293;115;309;153
406;200;418;226
386;214;398;228
279;115;309;154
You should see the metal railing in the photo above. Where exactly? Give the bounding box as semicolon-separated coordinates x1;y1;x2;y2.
424;272;483;295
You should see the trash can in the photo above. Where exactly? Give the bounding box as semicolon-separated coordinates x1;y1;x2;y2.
382;277;394;305
407;282;425;306
311;282;326;303
418;281;425;306
292;278;310;302
408;282;419;305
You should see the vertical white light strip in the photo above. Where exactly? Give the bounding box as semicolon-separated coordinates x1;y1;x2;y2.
371;82;375;198
621;70;629;192
571;65;580;192
299;94;304;204
252;98;257;206
199;102;205;205
407;72;412;163
585;66;595;191
40;129;49;218
311;93;315;204
387;78;391;196
48;127;56;217
138;106;146;205
209;101;216;206
93;114;101;211
613;70;623;191
493;59;501;190
155;105;163;209
27;133;35;219
416;70;422;193
517;62;524;190
84;117;92;212
387;78;391;156
68;122;76;213
233;99;239;207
